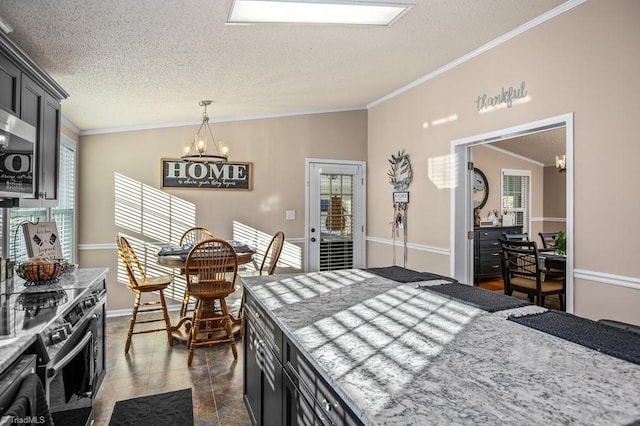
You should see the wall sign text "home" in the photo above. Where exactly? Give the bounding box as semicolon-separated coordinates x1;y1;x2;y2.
475;81;528;112
161;159;253;190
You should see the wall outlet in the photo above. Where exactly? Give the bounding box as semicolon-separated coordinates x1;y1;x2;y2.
286;210;296;220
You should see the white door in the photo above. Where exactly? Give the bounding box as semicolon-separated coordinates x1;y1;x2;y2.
305;160;366;272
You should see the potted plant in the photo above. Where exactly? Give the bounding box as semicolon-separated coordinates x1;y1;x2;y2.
553;231;566;255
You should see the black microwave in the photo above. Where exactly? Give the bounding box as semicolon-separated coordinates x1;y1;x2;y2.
0;109;36;199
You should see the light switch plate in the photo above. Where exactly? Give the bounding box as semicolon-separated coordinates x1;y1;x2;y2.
286;210;296;220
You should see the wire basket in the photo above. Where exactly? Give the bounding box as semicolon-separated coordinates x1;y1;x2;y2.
16;261;65;285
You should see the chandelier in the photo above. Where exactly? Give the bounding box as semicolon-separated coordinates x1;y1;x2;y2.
181;100;228;163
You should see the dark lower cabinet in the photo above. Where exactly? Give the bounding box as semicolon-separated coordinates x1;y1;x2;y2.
474;225;523;284
243;297;283;426
244;291;363;426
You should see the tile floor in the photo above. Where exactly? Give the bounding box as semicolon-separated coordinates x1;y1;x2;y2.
93;313;252;426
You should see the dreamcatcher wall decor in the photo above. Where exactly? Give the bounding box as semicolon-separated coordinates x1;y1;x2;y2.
387;150;412;267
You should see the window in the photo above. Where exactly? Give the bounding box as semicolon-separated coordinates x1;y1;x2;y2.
501;169;530;233
3;136;77;263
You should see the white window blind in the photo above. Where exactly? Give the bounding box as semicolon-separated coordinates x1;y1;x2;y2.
7;138;76;263
501;169;530;233
52;140;76;261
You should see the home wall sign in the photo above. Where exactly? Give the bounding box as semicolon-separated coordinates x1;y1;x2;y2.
475;81;527;112
161;159;253;190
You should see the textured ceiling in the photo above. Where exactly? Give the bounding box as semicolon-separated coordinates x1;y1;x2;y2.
0;0;569;132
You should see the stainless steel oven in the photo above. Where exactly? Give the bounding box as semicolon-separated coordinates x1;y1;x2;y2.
1;276;106;426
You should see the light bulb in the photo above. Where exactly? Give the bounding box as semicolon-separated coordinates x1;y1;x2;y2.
221;146;228;156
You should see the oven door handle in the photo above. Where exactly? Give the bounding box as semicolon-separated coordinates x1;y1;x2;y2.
48;330;93;378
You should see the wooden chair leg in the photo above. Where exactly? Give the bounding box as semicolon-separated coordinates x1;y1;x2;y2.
220;299;238;359
180;290;190;318
159;290;173;346
125;292;141;354
188;300;202;367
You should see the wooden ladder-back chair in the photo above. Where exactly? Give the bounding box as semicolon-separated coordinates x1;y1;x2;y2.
184;238;238;366
498;238;565;310
116;234;173;353
178;227;214;317
236;231;285;327
259;231;285;276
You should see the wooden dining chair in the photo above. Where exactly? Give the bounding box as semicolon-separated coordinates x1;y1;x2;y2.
116;233;173;353
178;227;214;317
258;231;285;276
235;231;285;330
184;238;238;366
499;238;565;310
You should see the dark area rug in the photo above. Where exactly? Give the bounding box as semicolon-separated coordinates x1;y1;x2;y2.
365;266;457;284
423;283;530;312
509;311;640;365
109;388;193;426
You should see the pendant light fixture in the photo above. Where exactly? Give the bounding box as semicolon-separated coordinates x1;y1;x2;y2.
181;100;228;163
555;154;566;173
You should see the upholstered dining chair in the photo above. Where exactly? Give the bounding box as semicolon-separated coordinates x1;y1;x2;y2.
538;232;559;249
178;227;214;317
116;233;173;353
498;238;565;310
184;238;238;366
502;233;529;242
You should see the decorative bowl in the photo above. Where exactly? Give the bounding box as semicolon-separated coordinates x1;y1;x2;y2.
16;260;65;285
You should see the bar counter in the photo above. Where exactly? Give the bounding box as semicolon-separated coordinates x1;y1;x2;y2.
241;269;640;425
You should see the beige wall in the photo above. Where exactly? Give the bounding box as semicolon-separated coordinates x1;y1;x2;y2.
543;165;566;233
367;0;640;324
78;111;367;311
75;1;640;324
473;144;544;239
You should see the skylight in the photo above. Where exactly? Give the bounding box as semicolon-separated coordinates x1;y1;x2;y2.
227;0;415;26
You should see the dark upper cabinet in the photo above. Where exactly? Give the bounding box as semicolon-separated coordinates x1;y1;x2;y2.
0;54;21;116
0;31;67;207
20;74;61;205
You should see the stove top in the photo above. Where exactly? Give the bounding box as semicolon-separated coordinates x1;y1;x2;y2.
0;271;103;341
0;285;88;339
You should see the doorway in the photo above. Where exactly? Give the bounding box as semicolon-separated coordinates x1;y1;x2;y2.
305;159;366;272
450;113;574;312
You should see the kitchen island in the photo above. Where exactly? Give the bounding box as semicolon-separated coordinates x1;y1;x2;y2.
241;269;640;425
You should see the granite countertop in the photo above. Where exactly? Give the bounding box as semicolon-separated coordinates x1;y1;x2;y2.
241;269;640;425
0;267;109;375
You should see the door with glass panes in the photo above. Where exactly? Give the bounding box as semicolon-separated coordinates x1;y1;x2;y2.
306;160;365;272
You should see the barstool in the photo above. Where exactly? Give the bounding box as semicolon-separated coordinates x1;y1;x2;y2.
116;233;173;353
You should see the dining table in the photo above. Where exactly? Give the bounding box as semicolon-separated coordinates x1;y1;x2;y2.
155;240;255;342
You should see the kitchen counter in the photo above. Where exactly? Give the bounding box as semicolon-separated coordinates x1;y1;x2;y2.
0;267;108;374
242;269;640;425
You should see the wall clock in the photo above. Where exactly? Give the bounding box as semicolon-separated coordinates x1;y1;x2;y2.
473;167;488;209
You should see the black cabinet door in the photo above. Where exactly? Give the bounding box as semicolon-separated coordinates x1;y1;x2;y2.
40;93;60;203
0;54;20;116
244;318;263;425
19;74;60;206
244;314;284;426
